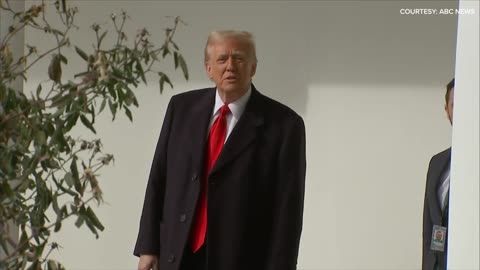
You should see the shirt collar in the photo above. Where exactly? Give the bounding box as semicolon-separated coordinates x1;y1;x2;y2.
213;86;252;119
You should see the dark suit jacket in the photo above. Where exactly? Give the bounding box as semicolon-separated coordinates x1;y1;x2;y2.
134;85;306;270
422;148;451;270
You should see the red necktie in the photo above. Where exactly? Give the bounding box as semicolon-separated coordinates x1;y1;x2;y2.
190;104;230;252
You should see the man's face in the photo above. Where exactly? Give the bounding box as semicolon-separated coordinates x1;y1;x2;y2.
445;88;454;125
205;38;256;99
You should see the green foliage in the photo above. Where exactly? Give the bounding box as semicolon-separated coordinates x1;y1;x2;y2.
0;0;188;268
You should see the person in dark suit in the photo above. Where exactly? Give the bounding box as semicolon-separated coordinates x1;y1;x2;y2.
134;30;306;270
422;78;454;270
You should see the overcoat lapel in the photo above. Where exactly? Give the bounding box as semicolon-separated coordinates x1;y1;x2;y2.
427;148;451;224
210;87;264;177
186;88;216;172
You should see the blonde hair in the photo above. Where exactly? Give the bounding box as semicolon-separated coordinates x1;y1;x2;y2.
204;30;257;63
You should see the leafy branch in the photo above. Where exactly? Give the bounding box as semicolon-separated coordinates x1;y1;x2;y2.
0;0;188;269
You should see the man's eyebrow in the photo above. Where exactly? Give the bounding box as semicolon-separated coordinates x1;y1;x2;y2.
232;51;247;56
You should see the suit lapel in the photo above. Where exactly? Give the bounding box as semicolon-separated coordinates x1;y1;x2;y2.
187;88;216;172
209;86;265;177
428;148;451;224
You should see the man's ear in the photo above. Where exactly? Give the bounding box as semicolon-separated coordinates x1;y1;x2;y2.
205;62;213;80
250;63;257;78
444;103;452;123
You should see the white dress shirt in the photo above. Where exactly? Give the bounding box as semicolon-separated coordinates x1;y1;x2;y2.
437;165;450;211
209;87;252;143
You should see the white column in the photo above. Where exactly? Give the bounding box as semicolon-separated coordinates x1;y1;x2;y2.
1;1;24;92
0;0;24;260
448;1;479;269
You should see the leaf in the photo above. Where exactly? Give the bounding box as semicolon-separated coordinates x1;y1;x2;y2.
125;107;133;122
2;44;12;65
143;49;150;64
34;130;47;146
47;159;60;169
158;72;173;93
54;215;62;232
80;114;97;134
75;46;88;61
85;220;99;239
19;230;29;253
53;120;69;153
74;216;84;228
117;86;126;106
80;206;99;238
0;238;9;256
45;122;55;136
64;112;79;132
47;260;58;270
51;28;65;37
178;54;189;80
170;40;179;50
112;68;127;80
48;54;62;83
86;207;105;231
51;93;70;108
74;71;90;78
108;99;117;120
34;242;47;258
52;193;60;214
27;260;40;270
64;172;74;187
89;104;96;125
107;84;117;100
59;54;68;64
133;95;138;107
41;160;49;172
150;51;159;61
61;0;66;13
135;60;146;84
98;98;107;114
70;156;81;194
98;31;108;48
126;87;139;107
173;51;178;68
162;46;169;57
36;83;42;98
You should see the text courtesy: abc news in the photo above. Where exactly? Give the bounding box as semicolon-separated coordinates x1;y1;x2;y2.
399;8;476;15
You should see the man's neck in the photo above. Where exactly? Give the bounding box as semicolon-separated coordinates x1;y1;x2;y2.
217;86;251;104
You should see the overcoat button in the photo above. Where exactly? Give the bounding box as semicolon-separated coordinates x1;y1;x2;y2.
179;214;187;223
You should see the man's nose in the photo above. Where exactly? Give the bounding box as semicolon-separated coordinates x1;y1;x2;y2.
226;57;236;71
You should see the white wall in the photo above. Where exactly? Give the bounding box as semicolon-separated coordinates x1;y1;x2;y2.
448;0;479;268
21;1;462;269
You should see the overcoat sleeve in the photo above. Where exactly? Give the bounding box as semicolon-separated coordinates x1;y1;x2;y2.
134;97;175;256
266;114;306;270
422;156;435;269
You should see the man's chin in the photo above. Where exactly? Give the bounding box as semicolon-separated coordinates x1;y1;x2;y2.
220;83;248;93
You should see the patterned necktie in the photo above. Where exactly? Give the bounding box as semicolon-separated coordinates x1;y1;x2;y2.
190;104;230;252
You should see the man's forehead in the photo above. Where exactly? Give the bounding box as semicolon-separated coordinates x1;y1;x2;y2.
214;48;247;55
213;38;249;48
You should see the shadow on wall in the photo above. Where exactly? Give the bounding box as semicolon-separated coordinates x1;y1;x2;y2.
252;1;458;116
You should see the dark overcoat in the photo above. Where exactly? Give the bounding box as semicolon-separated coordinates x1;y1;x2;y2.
423;148;451;270
134;85;306;270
